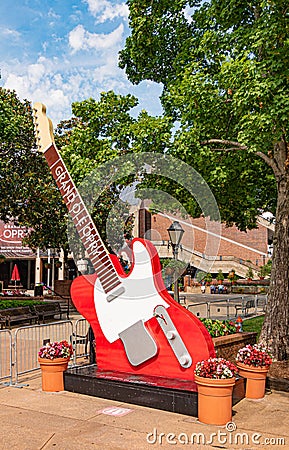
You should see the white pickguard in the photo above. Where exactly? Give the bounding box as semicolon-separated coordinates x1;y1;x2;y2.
94;240;170;343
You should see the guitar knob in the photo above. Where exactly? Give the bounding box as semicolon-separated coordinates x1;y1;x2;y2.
166;331;176;340
179;354;191;367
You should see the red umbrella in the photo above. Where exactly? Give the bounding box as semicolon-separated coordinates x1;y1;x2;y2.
11;264;21;286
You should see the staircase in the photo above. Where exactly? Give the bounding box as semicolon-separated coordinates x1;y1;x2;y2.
153;241;259;277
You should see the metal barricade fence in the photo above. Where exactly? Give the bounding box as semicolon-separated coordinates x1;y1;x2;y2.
0;329;13;385
207;297;243;319
14;320;74;384
72;318;90;365
186;295;266;320
186;302;209;318
2;295;268;385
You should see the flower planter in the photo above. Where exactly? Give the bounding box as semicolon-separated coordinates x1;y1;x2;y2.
236;362;269;399
213;332;257;362
38;357;70;392
195;375;236;425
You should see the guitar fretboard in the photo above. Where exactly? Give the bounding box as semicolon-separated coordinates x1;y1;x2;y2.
44;144;121;294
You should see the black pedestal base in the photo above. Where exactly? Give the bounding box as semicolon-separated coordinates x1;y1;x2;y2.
64;365;245;417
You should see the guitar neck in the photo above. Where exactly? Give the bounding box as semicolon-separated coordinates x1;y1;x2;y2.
44;143;121;294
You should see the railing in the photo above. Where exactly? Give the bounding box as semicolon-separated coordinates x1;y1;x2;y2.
152;240;260;269
0;319;90;386
0;329;13;385
14;320;74;384
0;296;267;386
186;295;267;320
72;318;90;365
185;302;210;318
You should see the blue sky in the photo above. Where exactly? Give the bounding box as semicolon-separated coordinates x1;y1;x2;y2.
0;0;163;124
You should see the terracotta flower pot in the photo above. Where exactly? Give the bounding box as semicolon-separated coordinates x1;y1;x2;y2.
236;362;269;399
195;375;236;425
38;357;69;392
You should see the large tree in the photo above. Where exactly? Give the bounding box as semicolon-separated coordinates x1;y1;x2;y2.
0;88;67;251
0;88;172;256
56;91;173;253
119;0;289;360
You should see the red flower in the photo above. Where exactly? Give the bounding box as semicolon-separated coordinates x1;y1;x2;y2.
236;344;273;367
38;340;73;360
195;357;238;379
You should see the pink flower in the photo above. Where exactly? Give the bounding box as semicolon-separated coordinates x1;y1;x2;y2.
195;358;238;379
236;344;272;367
38;340;73;360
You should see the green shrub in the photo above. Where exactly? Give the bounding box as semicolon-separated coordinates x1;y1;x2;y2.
196;271;212;283
216;269;224;281
246;267;254;279
258;260;272;278
0;300;45;310
200;318;237;338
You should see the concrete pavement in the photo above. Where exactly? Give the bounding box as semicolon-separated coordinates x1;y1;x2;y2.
0;372;288;449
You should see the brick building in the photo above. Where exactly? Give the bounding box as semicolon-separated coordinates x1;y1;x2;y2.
137;203;273;278
0;206;273;290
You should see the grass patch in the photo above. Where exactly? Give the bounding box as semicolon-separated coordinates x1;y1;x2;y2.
242;315;264;338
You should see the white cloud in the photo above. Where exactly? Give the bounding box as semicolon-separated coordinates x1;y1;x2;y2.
0;0;163;130
68;23;124;53
27;62;46;84
2;54;162;125
3;57;71;124
2;52;130;125
4;73;28;97
0;1;161;127
92;59;125;88
0;27;21;39
99;3;129;23
48;8;60;20
68;24;86;52
85;0;129;23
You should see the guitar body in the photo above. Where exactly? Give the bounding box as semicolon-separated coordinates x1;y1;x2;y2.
71;238;215;380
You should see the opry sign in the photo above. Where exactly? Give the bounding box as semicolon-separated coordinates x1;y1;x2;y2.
0;221;33;257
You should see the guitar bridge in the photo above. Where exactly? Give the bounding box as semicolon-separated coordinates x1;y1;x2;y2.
154;305;192;369
119;320;158;366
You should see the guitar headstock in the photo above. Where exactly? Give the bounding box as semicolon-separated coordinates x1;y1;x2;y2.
33;102;55;153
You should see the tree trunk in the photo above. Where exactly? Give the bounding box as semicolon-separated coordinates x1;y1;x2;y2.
260;171;289;361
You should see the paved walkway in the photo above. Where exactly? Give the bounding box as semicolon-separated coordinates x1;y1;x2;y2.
0;373;288;449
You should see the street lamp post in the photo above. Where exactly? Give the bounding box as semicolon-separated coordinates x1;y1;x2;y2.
50;248;59;292
46;248;52;290
167;221;185;303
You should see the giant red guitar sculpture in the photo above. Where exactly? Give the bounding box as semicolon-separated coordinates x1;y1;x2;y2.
33;103;215;382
